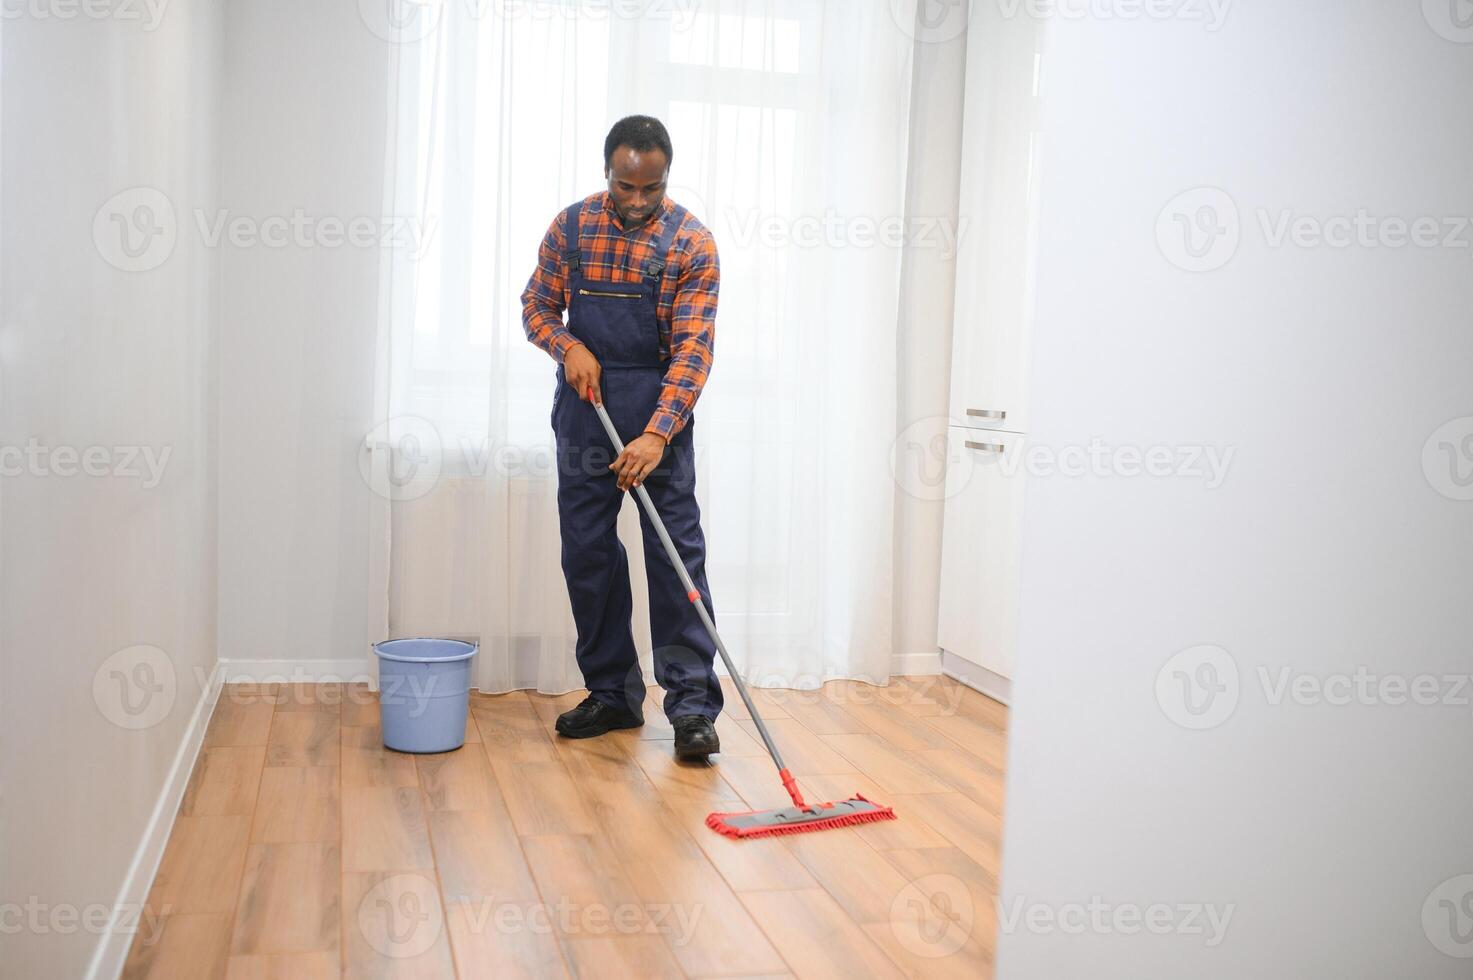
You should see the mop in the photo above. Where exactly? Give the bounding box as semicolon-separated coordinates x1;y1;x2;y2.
588;388;898;839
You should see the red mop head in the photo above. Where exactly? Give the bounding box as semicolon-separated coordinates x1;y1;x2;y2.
705;793;898;839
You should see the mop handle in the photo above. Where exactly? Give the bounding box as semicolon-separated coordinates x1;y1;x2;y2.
586;388;792;778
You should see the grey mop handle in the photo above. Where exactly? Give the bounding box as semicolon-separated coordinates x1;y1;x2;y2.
586;390;789;775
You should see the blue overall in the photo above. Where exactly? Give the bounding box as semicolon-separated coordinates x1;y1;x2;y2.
550;200;724;723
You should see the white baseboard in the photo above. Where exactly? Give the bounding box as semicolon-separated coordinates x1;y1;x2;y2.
714;652;942;683
891;649;942;676
86;661;227;980
219;658;376;687
214;654;940;692
941;650;1012;705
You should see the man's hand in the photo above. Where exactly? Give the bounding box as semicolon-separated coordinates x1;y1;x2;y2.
564;344;602;404
610;433;667;491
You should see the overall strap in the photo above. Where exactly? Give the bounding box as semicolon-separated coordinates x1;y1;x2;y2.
641;204;688;290
562;200;584;275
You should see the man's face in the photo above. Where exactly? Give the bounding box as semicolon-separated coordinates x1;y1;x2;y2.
605;145;669;229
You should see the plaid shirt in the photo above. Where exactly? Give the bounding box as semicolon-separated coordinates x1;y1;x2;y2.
521;191;719;443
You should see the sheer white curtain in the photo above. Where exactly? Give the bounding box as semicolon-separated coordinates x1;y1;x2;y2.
368;0;915;694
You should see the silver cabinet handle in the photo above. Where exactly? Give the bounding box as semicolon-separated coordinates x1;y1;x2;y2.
966;409;1006;420
965;440;1005;453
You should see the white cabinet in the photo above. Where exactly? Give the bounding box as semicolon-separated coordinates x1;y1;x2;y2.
947;7;1045;434
936;428;1027;679
936;9;1046;686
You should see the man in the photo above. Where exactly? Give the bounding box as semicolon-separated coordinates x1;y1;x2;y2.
521;115;723;759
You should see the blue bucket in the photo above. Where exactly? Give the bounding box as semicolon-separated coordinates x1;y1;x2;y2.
372;638;478;753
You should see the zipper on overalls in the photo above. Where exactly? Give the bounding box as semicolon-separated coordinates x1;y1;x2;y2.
578;287;642;298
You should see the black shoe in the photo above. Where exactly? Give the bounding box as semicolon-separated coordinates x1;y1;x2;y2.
672;715;720;759
555;696;644;739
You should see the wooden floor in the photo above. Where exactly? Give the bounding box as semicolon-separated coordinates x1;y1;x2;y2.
121;675;1006;979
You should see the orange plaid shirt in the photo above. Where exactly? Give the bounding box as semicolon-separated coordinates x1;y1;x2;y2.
521;191;719;443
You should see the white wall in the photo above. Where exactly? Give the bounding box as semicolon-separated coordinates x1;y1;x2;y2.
1000;5;1473;978
0;2;224;977
215;0;391;678
894;21;968;673
211;5;960;685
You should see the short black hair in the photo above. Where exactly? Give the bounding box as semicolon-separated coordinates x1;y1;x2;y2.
603;115;673;170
